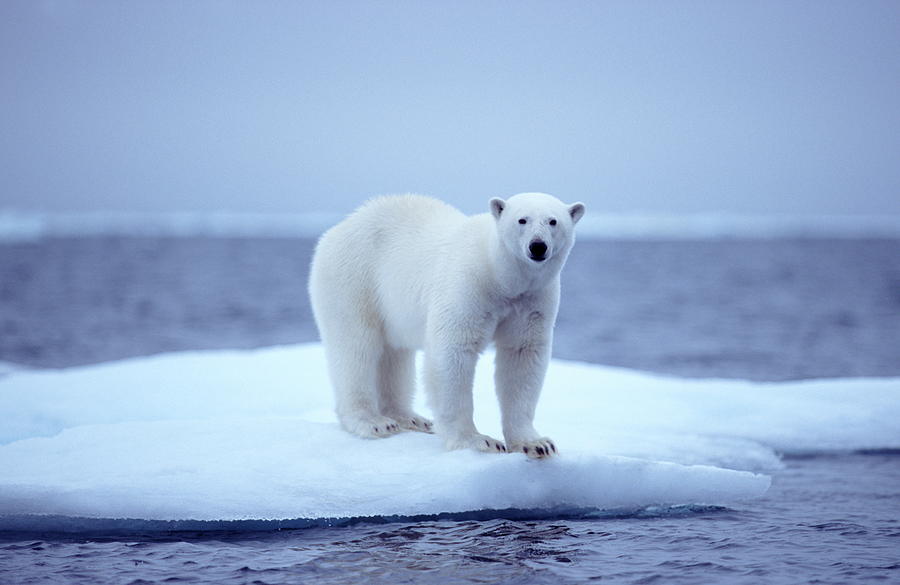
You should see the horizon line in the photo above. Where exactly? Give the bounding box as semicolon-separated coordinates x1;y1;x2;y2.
1;209;899;241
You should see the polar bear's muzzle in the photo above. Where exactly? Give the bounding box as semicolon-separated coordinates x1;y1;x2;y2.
528;239;548;262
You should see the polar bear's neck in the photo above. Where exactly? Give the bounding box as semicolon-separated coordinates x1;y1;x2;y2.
487;222;562;299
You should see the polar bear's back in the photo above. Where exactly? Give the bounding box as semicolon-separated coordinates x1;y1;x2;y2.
315;194;465;264
309;195;472;348
351;194;464;239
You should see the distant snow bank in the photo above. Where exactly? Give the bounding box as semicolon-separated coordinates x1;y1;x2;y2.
0;211;343;241
2;210;899;241
0;344;897;529
0;362;24;378
577;213;900;239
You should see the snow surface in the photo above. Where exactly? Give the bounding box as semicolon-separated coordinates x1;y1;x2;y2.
2;210;900;241
1;344;897;529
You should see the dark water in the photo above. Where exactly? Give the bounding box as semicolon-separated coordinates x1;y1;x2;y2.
0;454;898;585
2;237;899;380
1;236;899;584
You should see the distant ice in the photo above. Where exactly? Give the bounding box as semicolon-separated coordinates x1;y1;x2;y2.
0;210;343;241
1;210;899;241
1;344;897;529
575;213;900;240
0;362;23;378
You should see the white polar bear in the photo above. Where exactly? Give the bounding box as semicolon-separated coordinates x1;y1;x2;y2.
308;193;584;458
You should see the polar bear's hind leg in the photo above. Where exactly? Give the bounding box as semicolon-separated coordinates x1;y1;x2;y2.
377;346;434;433
323;325;402;439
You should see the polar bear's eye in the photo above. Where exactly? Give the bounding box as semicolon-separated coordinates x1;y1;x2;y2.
549;219;557;226
518;218;527;225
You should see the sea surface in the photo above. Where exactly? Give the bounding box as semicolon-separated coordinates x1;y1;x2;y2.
1;236;899;584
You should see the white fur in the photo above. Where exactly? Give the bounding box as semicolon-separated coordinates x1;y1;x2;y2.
308;193;584;458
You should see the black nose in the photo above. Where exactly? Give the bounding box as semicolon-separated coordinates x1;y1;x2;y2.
529;240;548;260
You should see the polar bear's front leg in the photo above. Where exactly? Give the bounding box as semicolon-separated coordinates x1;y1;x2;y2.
424;343;506;453
494;341;557;458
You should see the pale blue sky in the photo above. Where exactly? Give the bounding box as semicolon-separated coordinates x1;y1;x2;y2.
2;0;898;216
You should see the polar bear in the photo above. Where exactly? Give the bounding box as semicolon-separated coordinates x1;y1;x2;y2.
308;193;584;458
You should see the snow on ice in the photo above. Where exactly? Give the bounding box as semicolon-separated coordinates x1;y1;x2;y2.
0;344;897;529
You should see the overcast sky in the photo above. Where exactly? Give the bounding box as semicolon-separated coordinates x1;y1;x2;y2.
2;0;898;217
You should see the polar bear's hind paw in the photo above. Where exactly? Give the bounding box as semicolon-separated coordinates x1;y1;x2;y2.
373;422;400;435
409;416;434;433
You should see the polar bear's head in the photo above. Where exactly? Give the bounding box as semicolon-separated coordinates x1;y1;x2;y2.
489;193;585;265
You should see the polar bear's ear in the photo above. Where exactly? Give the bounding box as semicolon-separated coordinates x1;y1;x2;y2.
568;202;585;224
489;198;506;220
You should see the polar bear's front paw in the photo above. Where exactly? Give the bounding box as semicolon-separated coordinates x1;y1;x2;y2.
341;414;402;439
512;437;558;459
477;435;508;453
399;414;434;434
444;432;507;453
383;411;434;434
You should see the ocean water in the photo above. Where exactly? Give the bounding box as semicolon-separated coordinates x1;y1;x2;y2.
1;236;899;584
1;454;897;585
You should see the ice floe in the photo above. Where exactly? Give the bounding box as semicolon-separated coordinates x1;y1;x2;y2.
1;344;896;528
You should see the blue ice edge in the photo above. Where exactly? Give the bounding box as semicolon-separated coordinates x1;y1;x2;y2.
0;504;735;537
